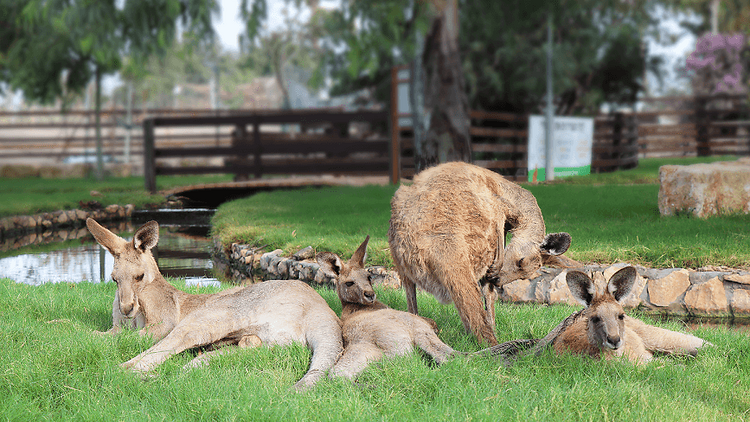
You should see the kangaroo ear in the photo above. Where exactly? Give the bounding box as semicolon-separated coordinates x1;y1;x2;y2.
86;218;127;256
540;232;571;256
607;266;637;302
347;235;370;268
566;270;596;307
133;220;159;252
316;252;344;280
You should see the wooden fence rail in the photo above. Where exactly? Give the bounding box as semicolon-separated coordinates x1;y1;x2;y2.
143;109;391;193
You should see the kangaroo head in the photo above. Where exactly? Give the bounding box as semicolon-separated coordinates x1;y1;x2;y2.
566;266;637;351
499;232;572;285
316;236;376;306
86;218;161;318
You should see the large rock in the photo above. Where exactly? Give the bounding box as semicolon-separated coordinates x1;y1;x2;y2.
659;158;750;217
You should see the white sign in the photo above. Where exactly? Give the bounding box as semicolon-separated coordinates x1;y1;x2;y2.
527;115;594;182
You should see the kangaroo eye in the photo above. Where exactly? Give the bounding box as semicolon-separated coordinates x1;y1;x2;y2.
590;316;601;324
345;281;355;287
618;314;625;320
135;274;144;282
517;258;524;268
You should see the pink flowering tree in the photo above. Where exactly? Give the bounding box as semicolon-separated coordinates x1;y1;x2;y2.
685;33;748;96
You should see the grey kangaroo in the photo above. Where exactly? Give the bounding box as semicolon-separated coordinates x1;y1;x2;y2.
87;218;343;391
317;236;456;380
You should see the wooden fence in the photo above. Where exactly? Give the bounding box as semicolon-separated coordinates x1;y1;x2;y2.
0;108;249;166
143;109;390;192
635;95;750;158
2;93;747;187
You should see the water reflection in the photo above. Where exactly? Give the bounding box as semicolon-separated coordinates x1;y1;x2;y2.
0;212;220;287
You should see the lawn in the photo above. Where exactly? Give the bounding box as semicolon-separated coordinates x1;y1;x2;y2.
0;277;747;421
0;173;232;218
2;155;750;421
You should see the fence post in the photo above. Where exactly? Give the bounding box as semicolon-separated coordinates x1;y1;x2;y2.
253;119;262;179
611;112;623;172
695;97;710;156
143;118;156;193
390;66;401;184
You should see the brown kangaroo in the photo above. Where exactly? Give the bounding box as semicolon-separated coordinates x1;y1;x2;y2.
316;236;457;380
553;266;711;364
86;218;343;391
389;161;577;345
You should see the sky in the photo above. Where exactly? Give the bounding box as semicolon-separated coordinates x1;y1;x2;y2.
215;0;250;52
215;0;315;52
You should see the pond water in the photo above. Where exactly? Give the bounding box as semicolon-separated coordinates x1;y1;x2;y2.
0;209;221;287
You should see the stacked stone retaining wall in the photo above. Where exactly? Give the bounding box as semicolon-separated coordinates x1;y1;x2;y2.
0;204;135;249
225;243;750;320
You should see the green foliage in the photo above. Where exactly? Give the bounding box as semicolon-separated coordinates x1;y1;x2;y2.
0;277;748;420
234;1;672;113
0;0;218;104
461;0;662;114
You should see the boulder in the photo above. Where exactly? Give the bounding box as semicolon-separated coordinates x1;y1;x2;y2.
658;158;750;217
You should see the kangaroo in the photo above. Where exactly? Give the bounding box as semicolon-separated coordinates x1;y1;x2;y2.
389;161;578;345
86;218;343;391
553;266;710;364
316;236;456;380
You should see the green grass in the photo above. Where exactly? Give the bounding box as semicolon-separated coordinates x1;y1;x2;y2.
0;174;232;218
4;156;750;420
548;155;738;185
212;156;750;269
1;277;747;421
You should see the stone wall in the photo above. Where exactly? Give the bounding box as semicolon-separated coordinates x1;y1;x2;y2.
226;243;750;319
0;204;135;247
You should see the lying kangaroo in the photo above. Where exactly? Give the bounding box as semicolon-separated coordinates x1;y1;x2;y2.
389;161;577;345
316;236;456;380
553;266;710;364
86;218;343;391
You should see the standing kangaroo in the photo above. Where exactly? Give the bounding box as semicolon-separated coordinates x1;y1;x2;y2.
316;236;456;380
86;218;343;391
389;161;577;345
553;266;710;363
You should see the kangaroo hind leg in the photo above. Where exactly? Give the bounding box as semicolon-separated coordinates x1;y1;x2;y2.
183;334;263;370
414;330;456;364
330;342;384;381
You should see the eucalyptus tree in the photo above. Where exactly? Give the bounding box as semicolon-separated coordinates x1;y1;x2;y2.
0;0;217;179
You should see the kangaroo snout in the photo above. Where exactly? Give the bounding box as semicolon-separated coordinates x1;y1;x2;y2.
119;299;137;318
363;290;376;303
604;335;622;350
120;301;133;316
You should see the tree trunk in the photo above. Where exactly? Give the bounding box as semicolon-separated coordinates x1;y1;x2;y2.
411;0;471;173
